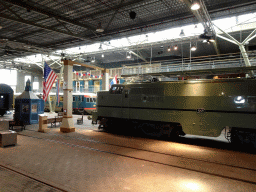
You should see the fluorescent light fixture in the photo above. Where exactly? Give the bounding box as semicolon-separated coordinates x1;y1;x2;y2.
209;38;215;42
101;54;104;58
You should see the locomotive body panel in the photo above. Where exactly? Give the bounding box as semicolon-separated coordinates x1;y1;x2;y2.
96;78;256;137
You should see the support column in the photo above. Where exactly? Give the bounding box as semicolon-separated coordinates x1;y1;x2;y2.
102;69;110;91
60;60;75;133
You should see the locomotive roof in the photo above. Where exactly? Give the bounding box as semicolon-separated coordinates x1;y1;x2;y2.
118;78;256;87
0;84;13;94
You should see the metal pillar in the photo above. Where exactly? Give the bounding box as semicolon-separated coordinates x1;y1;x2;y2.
60;60;75;133
102;72;110;91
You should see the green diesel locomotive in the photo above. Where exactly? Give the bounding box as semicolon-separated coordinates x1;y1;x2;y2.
92;78;256;147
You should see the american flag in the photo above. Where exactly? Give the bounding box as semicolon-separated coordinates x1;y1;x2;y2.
43;62;57;102
109;75;118;89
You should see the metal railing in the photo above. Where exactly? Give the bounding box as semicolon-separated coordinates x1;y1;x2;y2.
122;51;256;76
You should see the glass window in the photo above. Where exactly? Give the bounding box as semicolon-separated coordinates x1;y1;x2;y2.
90;98;93;102
86;98;90;102
31;104;37;113
0;69;17;86
73;96;75;101
33;82;39;90
82;96;84;101
110;86;124;94
93;98;96;102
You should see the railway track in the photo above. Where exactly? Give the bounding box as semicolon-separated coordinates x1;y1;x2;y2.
18;130;256;185
0;164;67;192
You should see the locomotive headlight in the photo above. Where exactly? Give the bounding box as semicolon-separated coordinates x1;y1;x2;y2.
234;96;245;104
93;105;96;107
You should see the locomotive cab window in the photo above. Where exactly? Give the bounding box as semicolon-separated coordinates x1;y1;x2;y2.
73;96;75;102
82;96;84;102
86;98;90;102
110;86;124;94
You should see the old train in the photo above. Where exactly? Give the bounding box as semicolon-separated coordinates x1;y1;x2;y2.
0;84;13;116
92;78;256;147
44;92;97;114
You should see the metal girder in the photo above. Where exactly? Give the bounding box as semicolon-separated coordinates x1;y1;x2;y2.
183;0;220;55
105;0;125;31
130;51;147;63
0;13;89;41
1;0;96;31
79;0;148;20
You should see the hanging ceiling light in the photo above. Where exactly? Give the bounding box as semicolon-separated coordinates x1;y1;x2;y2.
167;46;171;52
191;45;197;51
174;45;178;50
96;22;104;33
101;54;104;58
191;0;200;10
179;29;185;37
126;51;131;59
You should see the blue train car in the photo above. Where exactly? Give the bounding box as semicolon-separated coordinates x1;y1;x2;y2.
44;92;96;114
0;84;13;116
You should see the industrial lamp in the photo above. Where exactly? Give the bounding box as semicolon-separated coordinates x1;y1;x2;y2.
191;0;200;10
174;45;178;50
191;45;197;51
126;52;131;59
180;29;185;37
96;22;104;33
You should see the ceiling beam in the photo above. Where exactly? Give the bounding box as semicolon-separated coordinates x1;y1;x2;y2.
183;0;220;55
1;0;96;31
62;60;105;71
104;0;125;31
79;0;148;21
0;13;90;41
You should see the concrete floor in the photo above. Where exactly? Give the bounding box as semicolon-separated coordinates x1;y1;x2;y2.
0;112;256;192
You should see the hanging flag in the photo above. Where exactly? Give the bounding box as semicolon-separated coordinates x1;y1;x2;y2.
110;75;118;89
56;79;60;105
43;62;57;102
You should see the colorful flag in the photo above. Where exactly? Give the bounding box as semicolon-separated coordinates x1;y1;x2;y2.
56;79;60;104
110;75;118;89
43;62;57;102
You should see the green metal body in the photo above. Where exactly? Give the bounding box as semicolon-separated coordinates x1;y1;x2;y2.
95;78;256;137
